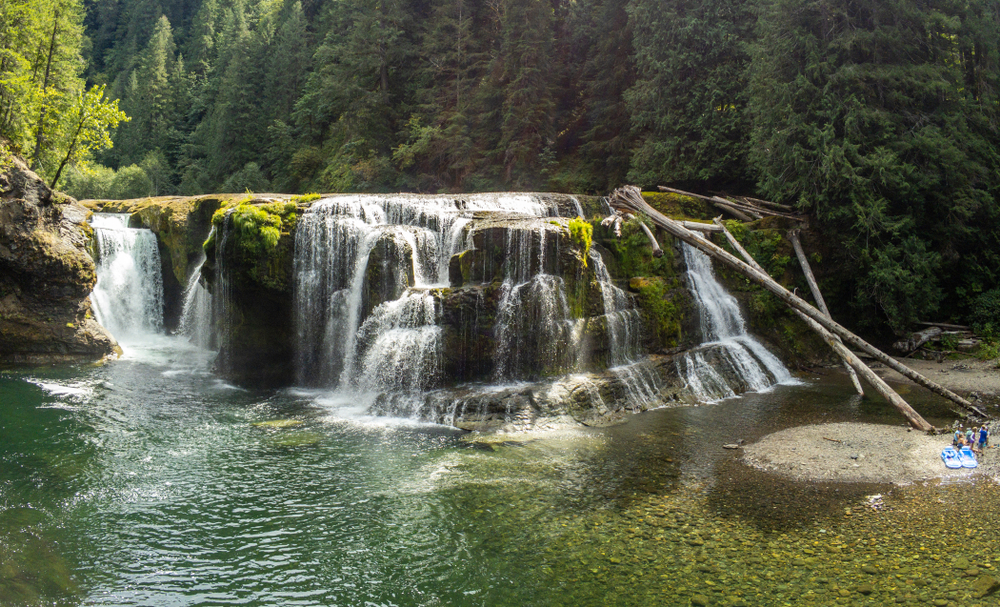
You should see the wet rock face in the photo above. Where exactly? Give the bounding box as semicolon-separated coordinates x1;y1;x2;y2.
206;204;297;389
0;155;118;365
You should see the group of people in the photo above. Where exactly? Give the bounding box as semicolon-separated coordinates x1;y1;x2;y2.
954;424;989;453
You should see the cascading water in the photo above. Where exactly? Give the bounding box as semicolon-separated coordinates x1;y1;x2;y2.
90;213;164;341
177;248;215;350
284;191;676;429
677;241;795;401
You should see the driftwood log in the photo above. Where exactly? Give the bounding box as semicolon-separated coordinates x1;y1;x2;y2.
608;185;986;422
787;229;864;395
637;222;664;258
657;185;804;222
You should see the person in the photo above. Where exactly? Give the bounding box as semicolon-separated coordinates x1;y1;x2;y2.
966;428;976;448
980;425;989;452
955;427;963;447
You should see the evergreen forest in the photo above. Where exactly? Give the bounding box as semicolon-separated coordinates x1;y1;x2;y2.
3;0;1000;333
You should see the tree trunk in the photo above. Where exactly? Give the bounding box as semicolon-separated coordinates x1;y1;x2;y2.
637;222;663;257
609;185;985;419
787;229;864;394
30;10;60;170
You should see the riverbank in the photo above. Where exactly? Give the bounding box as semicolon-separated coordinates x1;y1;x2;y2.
742;421;998;484
742;356;1000;485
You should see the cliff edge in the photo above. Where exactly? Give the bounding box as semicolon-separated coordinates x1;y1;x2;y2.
0;151;119;365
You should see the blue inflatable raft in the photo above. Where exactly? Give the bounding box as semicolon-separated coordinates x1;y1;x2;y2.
958;446;978;468
942;446;962;469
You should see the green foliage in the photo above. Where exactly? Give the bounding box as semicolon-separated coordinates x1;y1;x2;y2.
605;217;674;278
568;218;593;262
626;0;753;188
969;289;1000;340
61;162;155;199
720;221;790;281
231;204;282;258
221;162;271;194
748;0;1000;332
290;192;322;204
629;276;682;348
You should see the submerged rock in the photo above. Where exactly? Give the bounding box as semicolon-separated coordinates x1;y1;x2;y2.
0;154;118;365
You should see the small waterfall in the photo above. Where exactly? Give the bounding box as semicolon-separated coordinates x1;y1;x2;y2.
678;242;794;401
90;213;164;340
177;251;215;349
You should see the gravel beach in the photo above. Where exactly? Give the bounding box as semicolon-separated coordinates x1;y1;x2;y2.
743;356;1000;484
742;421;998;484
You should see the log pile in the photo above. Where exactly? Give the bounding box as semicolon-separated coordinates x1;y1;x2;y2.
657;185;806;222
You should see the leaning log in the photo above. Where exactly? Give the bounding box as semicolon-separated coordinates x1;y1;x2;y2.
682;221;722;233
608;185;986;419
787;229;864;395
719;221;864;396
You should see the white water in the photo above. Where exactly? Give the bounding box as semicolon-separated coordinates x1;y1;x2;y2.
290;193;653;418
90;213;164;343
177;253;215;349
293;194;578;388
678;241;795;401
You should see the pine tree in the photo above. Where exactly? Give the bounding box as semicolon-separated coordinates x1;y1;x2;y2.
749;0;1000;331
625;0;753;189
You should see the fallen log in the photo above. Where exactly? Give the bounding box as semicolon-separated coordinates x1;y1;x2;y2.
893;327;943;354
916;322;971;331
637;222;664;258
682;221;722;233
609;185;986;420
734;195;797;213
711;219;926;428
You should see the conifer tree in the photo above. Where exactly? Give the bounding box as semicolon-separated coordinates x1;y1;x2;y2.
626;0;753;188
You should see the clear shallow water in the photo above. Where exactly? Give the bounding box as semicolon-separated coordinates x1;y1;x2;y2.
0;338;967;606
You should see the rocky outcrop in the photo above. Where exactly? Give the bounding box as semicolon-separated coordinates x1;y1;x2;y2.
0;154;118;365
202;200;299;388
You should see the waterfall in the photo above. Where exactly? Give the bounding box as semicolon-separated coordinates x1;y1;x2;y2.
90;213;164;340
177;245;215;349
678;241;795;401
293;194;569;388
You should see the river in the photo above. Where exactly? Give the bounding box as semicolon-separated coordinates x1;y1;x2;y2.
7;332;992;606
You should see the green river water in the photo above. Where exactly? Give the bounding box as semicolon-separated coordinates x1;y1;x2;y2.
2;337;998;606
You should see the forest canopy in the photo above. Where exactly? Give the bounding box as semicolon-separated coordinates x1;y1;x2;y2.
2;0;1000;333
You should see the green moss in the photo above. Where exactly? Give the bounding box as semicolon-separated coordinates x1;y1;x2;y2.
603;217;675;278
568;218;593;264
290;192;322;204
640;191;713;220
719;220;791;281
629;276;683;348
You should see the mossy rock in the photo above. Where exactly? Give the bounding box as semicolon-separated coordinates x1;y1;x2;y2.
252;419;304;428
629;276;687;350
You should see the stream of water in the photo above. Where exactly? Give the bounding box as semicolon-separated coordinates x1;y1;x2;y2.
3;204;992;606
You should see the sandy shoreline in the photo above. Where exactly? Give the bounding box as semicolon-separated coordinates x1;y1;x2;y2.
743;356;1000;484
742;421;998;484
